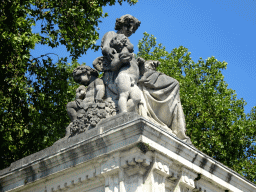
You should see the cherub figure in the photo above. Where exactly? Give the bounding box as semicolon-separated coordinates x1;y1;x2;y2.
66;85;87;121
109;33;141;113
73;65;105;103
66;65;105;121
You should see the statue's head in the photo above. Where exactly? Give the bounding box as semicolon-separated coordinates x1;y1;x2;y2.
73;65;98;86
115;14;141;37
139;59;160;76
109;34;128;53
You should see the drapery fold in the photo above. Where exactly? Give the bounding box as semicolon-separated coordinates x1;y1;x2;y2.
138;70;191;144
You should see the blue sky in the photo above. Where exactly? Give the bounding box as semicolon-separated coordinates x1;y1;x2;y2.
31;0;256;114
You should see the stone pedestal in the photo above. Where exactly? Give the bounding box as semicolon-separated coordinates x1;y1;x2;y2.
0;113;255;192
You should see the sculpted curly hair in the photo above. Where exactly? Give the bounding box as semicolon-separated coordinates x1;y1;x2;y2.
109;34;128;53
115;14;141;33
73;65;98;84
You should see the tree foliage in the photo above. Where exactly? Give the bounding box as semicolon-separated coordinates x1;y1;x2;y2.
0;0;137;169
137;32;256;183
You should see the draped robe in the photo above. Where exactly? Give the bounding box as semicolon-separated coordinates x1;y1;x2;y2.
138;70;191;144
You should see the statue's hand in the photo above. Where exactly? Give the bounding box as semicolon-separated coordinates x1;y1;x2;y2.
76;91;86;100
119;52;132;63
137;57;145;64
103;47;117;60
109;48;117;59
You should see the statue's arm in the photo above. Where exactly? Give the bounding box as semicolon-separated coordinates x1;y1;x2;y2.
126;38;134;53
110;54;123;71
75;86;86;100
95;78;105;102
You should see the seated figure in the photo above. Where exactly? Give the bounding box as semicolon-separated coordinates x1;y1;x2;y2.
138;59;192;144
66;65;105;121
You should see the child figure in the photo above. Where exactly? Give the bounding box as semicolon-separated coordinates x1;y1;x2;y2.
109;34;141;113
66;65;105;121
66;85;87;121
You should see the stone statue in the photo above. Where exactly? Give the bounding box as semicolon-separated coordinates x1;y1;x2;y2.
72;65;105;104
66;14;192;144
138;59;192;144
101;14;140;61
108;34;141;113
99;14;142;113
66;85;87;122
66;65;114;136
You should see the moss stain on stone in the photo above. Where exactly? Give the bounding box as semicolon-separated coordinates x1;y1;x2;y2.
137;142;151;154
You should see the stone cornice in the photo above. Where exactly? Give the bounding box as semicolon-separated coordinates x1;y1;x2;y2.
0;113;255;192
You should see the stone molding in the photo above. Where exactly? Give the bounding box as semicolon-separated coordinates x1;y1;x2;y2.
173;167;198;192
0;113;255;192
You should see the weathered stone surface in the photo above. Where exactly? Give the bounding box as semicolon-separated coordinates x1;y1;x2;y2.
101;18;141;114
67;100;117;137
64;14;192;145
1;113;255;192
138;59;191;144
64;15;193;145
67;65;105;120
3;14;253;192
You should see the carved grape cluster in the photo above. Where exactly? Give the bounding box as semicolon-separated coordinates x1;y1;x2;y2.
69;100;117;136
